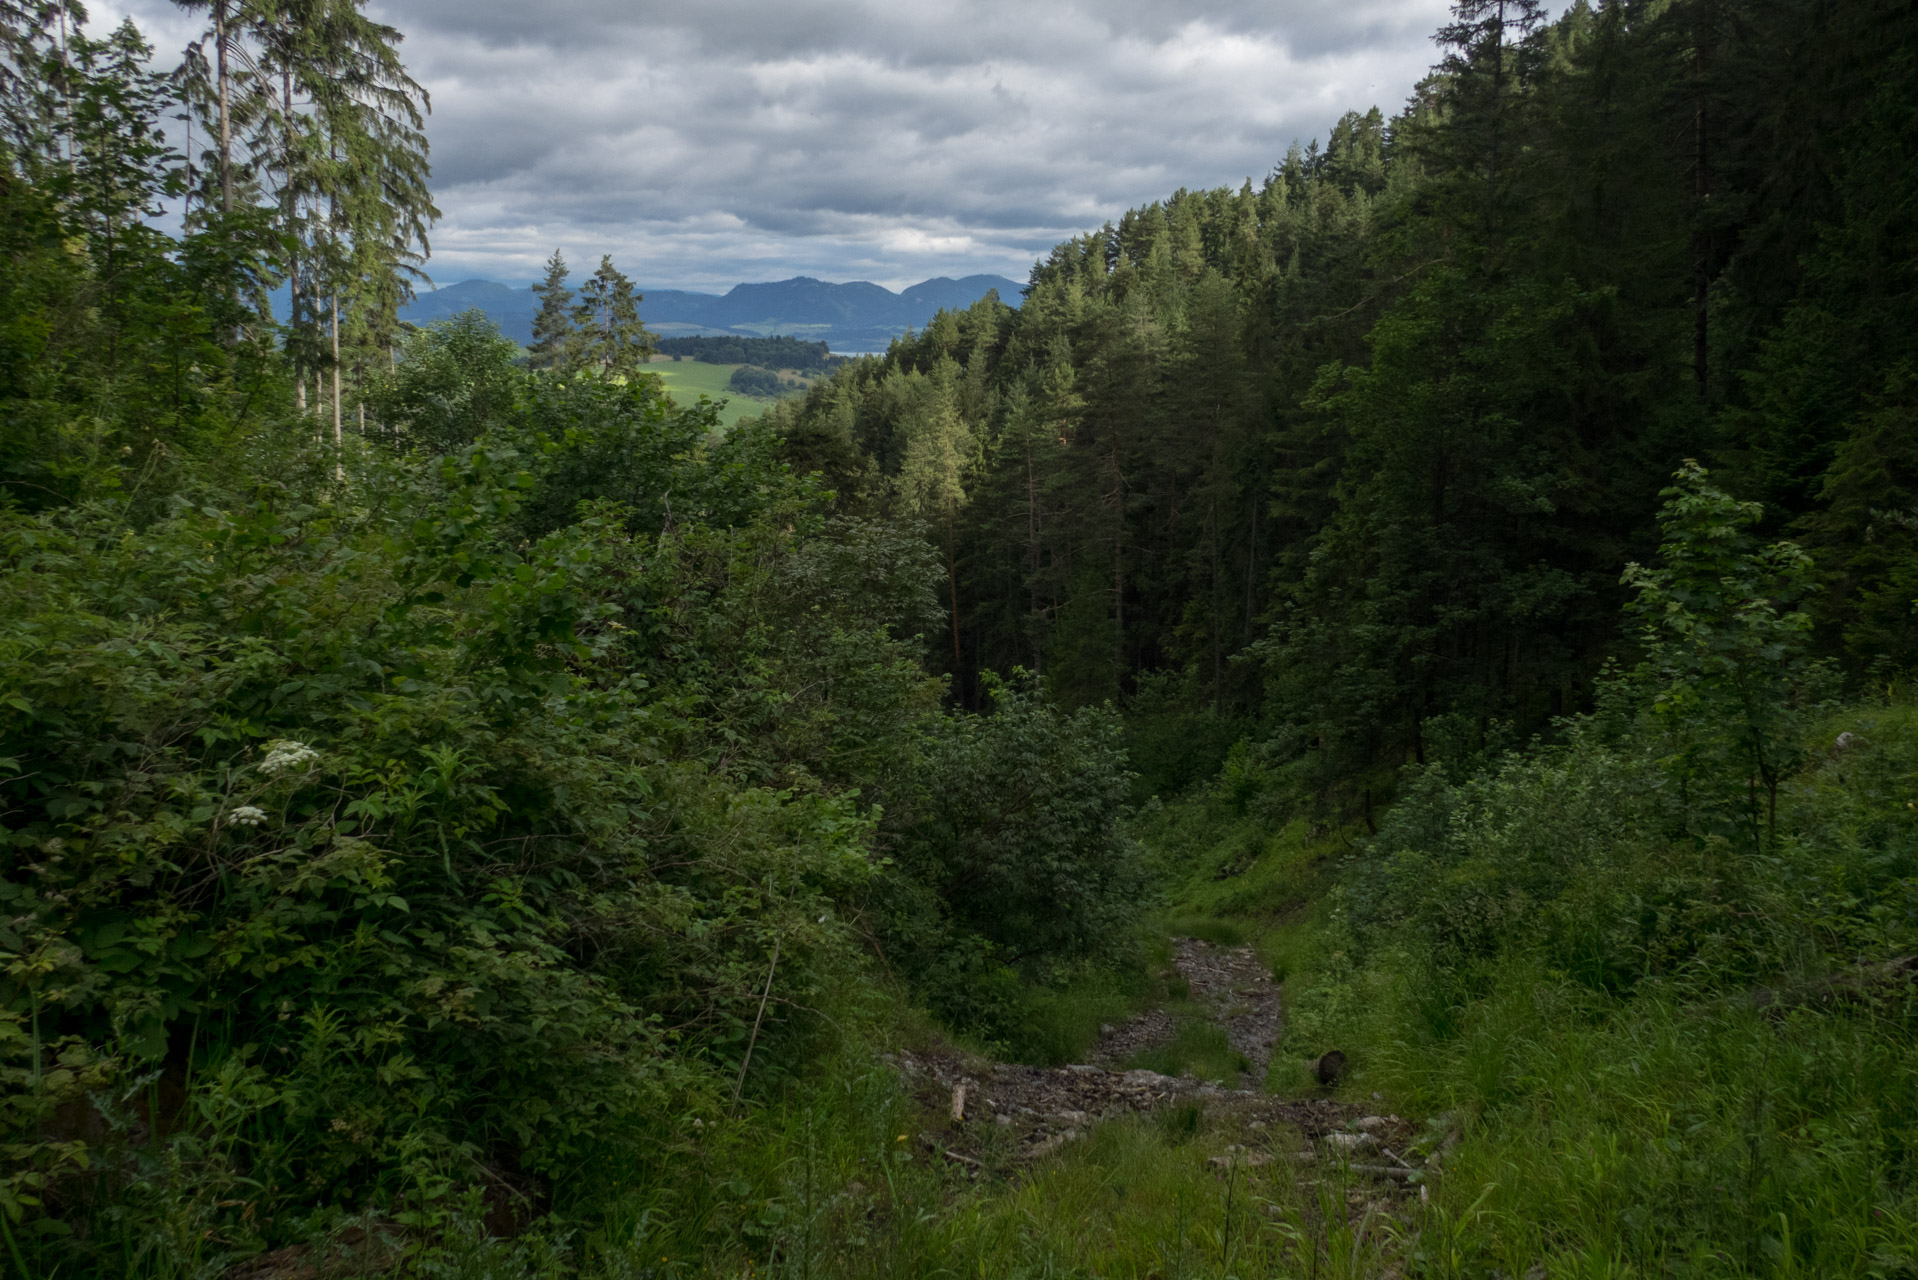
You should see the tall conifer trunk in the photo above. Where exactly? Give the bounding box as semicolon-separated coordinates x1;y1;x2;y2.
215;0;231;213
945;501;962;673
1025;432;1042;671
1110;428;1125;682
284;68;303;407
332;293;342;454
1691;0;1715;397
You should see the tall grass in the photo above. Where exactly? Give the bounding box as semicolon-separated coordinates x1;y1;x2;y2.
1242;701;1918;1276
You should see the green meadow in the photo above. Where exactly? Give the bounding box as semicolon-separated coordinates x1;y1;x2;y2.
645;358;814;429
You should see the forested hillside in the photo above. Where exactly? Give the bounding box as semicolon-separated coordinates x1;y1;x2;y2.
769;0;1918;804
3;0;1916;1276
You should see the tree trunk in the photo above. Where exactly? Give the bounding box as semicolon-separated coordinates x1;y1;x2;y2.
284;69;301;403
1691;0;1714;398
331;293;342;463
946;502;963;677
1243;497;1258;632
1110;429;1125;680
215;0;232;215
1025;428;1043;672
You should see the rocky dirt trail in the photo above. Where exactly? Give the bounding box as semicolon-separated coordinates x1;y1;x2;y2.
893;937;1443;1192
1092;937;1283;1081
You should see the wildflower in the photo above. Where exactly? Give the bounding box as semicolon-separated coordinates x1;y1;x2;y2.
229;805;268;827
260;740;319;776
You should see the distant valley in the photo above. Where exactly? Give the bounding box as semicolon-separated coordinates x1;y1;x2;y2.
398;273;1025;353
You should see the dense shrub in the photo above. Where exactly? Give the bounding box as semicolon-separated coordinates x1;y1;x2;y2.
728;365;798;398
0;302;1151;1269
872;674;1147;1043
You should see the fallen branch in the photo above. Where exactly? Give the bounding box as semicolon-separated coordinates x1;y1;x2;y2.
728;933;782;1115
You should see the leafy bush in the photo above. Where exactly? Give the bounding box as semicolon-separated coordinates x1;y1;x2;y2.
1265;466;1918;1270
1350;466;1874;989
875;674;1147;1045
360;309;525;452
0;293;1160;1268
728;365;798;398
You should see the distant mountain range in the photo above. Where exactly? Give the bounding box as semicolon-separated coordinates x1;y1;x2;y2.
396;274;1025;353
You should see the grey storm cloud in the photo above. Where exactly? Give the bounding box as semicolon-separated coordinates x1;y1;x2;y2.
98;0;1456;289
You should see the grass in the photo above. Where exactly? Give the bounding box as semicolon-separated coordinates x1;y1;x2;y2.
644;358;813;430
532;701;1916;1277
1123;1020;1250;1084
542;1058;1406;1280
234;710;1918;1276
1199;703;1918;1276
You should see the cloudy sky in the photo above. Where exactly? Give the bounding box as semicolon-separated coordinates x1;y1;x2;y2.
99;0;1455;292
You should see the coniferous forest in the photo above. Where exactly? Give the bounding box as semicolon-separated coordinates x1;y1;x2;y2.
2;0;1917;1276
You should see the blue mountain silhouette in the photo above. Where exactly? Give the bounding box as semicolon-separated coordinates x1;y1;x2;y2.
397;274;1024;353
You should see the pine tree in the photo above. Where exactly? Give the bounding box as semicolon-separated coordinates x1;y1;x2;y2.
570;254;653;376
190;0;435;399
528;248;575;371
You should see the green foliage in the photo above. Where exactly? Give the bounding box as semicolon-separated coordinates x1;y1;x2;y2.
0;27;284;517
569;255;653;378
766;0;1918;832
1619;461;1836;850
528;249;574;372
1280;695;1918;1274
726;364;798;399
661;335;837;372
11;0;1918;1273
876;674;1146;1045
361;309;524;452
0;116;1151;1266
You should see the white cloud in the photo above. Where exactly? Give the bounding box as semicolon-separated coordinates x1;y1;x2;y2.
95;0;1455;290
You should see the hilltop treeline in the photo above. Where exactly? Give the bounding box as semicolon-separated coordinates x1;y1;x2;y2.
769;0;1918;803
660;335;839;371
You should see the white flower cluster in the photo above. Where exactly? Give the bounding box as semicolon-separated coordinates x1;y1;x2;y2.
260;739;319;776
229;805;268;827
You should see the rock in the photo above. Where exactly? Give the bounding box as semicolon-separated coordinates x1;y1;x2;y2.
1208;1152;1273;1169
1324;1132;1377;1151
1121;1069;1176;1087
1027;1129;1082;1159
1356;1115;1388;1131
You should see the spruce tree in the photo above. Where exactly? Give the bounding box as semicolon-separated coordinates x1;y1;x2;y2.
570;253;653;377
528;248;575;371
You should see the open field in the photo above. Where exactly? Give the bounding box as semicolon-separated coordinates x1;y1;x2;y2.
644;357;813;430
